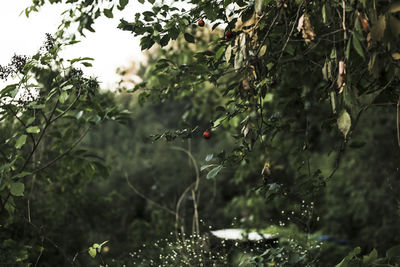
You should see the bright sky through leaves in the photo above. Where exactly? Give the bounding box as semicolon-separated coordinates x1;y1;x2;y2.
0;0;147;90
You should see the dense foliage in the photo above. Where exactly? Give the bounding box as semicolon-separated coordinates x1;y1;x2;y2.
1;0;400;266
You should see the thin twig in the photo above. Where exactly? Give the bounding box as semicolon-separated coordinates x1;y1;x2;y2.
34;236;44;267
10;204;76;266
255;10;281;57
124;174;176;216
278;0;304;61
33;127;91;173
50;87;82;124
171;146;201;235
397;95;400;148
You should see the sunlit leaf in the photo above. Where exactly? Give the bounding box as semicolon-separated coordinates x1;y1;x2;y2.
88;247;96;258
59;91;68;104
258;45;267;57
337;109;351;138
206;165;223;179
15;135;27;149
26;126;40;134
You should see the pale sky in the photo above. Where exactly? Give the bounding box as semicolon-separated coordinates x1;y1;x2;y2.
0;1;149;90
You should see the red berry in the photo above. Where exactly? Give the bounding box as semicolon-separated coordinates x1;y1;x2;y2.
203;131;211;139
225;30;234;40
198;19;205;27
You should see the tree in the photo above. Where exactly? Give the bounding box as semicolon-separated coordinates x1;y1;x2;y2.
0;32;128;265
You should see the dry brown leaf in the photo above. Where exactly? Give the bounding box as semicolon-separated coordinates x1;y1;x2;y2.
297;13;316;44
242;78;251;90
358;12;369;31
337;61;346;93
241;124;250;137
261;161;271;177
297;14;304;32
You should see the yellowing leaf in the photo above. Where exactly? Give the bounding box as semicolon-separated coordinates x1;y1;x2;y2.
389;1;400;13
337;109;351;138
258;45;267;57
255;0;263;14
392;53;400;60
225;45;232;62
389;15;400;38
370;15;386;41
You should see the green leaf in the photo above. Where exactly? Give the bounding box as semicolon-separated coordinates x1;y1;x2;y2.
386;245;400;260
26;126;40;134
15;135;27;149
160;35;170;46
241;7;254;23
335;247;361;267
322;4;327;24
119;0;129;10
184;33;195;43
59;91;68;104
70;57;94;64
104;7;114;18
362;248;377;264
330;47;337;61
206;165;223;179
215;46;226;60
12;172;32;179
349;140;366;148
140;36;155;50
1;83;18;97
204;5;218;20
352;32;365;59
99;240;109;248
200;164;214;171
345;38;351;60
205;154;214;162
88;247;96;258
81;62;93;67
337;109;351;138
10;182;25;197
